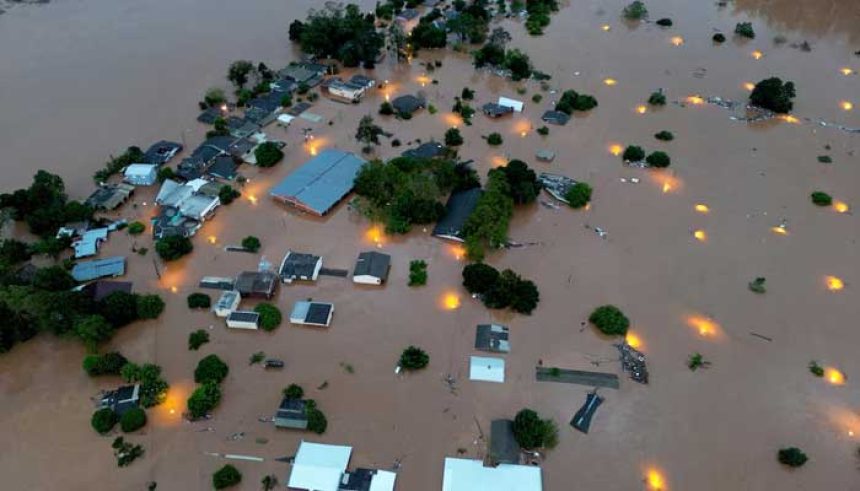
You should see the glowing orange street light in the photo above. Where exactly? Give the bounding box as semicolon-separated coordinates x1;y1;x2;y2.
601;24;611;31
833;201;849;213
208;235;217;244
646;468;666;490
603;78;617;86
248;195;258;204
743;82;755;91
662;182;672;193
825;368;846;386
685;95;705;105
635;105;648;114
841;67;854;76
694;204;710;214
780;114;800;124
693;229;707;242
825;275;844;291
770;226;788;236
686;315;720;337
751;50;763;60
625;331;643;350
840;101;854;111
170;286;178;293
442;292;461;310
609;144;623;156
671;36;684;46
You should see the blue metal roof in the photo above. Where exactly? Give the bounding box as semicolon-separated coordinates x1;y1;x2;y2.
71;256;126;282
269;149;365;215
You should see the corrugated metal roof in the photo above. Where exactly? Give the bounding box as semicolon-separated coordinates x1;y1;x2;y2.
442;458;542;491
288;441;352;491
71;257;126;282
269;149;365;215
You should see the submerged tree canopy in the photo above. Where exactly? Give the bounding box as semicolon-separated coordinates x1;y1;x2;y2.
290;4;384;67
750;77;796;114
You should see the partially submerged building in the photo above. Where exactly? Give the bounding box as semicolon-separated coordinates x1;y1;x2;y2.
206;155;238;181
442;458;541;491
401;141;444;159
287;441;396;491
98;384;140;416
321;77;367;103
274;397;309;429
86;183;135;210
541;110;570;126
469;356;505;383
391;94;425;116
213;290;241;317
235;271;278;299
226;310;260;329
475;324;510;353
152;179;220;238
488;419;520;465
352;251;390;285
81;280;133;302
278;62;327;87
142;140;183;165
482;102;514;118
290;301;334;327
497;97;524;113
72;227;109;259
537;173;577;204
72;256;126;282
279;251;323;284
432;188;482;242
123;164;158;186
269;149;365;216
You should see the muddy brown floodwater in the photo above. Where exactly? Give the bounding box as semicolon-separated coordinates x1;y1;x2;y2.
1;0;859;489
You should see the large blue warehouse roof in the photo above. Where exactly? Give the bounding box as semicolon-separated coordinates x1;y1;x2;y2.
269;149;365;216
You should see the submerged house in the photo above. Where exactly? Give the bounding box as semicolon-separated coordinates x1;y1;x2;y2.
392;94;425;116
442;458;541;491
401;141;444;159
352;251;390;285
123;164;158;186
226;310;260;329
432;187;482;242
81;280;133;302
278;62;327;87
98;384;140;416
142;140;183;165
537;173;577;204
213;290;241;317
321;78;366;103
206;155;238;181
488;419;520;465
235;271;278;299
279;251;322;284
469;356;505;383
497;97;525;113
290;301;334;327
86;183;135;211
274;397;309;429
482;102;514;119
541;110;570;126
152;179;220;238
287;441;396;491
269;149;365;216
475;324;510;353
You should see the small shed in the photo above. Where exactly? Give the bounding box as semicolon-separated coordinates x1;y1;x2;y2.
536;149;556;162
235;271;278;299
98;384;140;416
226;310;260;329
279;251;323;284
123;164;158;186
352;251;391;285
469;356;505;383
213;290;241;317
498;97;524;113
290;301;334;327
274;397;309;429
475;324;510;353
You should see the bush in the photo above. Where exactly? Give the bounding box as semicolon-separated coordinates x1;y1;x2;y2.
204;87;227;107
92;408;118;434
809;361;824;377
445;128;464;147
622;1;648;20
462;263;501;294
712;33;726;43
283;384;304;399
750;77;796;114
187;293;211;309
120;407;147;432
532;94;543;103
399;346;429;370
194;354;229;384
810;191;832;206
622;145;645;162
461;87;475;100
280;93;292;107
537;126;549;136
654;130;674;141
734;22;755;39
255;142;284;168
487;133;503;146
254;303;282;332
155;235;193;261
74;315;115;352
495;160;541;205
512;409;558;449
817;155;832;164
187;382;222;419
136;294;165;320
646;151;671;168
777;447;808;468
307;401;328;434
589;305;630;336
408;260;428;287
655;17;672;27
33;266;76;291
648;91;666;106
188;329;209;350
98;291;139;328
555;90;598;114
219;185;241;205
213;464;242;489
241;236;261;252
83;352;129;376
127;221;145;235
564;182;592;209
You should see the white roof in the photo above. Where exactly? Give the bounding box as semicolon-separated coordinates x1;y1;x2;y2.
277;114;296;125
125;163;157;176
469;356;505;383
288;441;352;491
498;97;524;112
443;458;542;491
369;470;397;491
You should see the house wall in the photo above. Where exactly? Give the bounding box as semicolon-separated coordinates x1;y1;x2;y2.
226;319;259;330
353;275;382;285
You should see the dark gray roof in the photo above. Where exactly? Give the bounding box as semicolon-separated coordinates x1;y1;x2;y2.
100;384;140;416
571;392;604;434
286;102;312;116
402;141;444;159
392;94;425;115
340;469;375;491
248;91;283;113
206;155;238;180
228;138;256;158
306;303;333;325
85;280;133;302
269;149;365;216
279;251;320;280
482;103;514;117
541;110;570;125
432;188;483;241
176;157;209;181
274;397;309;429
190;145;222;165
349;74;375;88
202;135;235;153
142;141;182;165
475;324;510;353
197;107;225;124
86;184;134;210
235;271;278;298
151;206;200;239
489;419;520;465
228;311;260;323
353;251;391;281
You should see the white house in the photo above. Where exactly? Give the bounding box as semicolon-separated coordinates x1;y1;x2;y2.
288;441;353;491
213;290;241;317
226;311;260;329
123;164;158;186
469;356;505;383
442;458;542;491
498;97;525;113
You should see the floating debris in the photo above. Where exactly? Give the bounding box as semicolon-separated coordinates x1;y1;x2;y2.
614;341;649;384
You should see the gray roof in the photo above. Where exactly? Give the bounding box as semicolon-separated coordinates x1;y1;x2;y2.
274;398;309;429
279;251;321;280
482;103;514;117
71;257;126;282
475;324;510;353
269;149;365;216
206;155;238;180
99;384;140;416
392;95;425;115
291;301;333;326
432;188;483;241
402;141;444;159
142;140;182;165
235;271;278;298
541;110;570;125
353;251;391;281
489;420;520;465
86;184;134;210
228;310;260;323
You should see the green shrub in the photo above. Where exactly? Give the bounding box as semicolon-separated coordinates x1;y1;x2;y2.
622;1;648;20
734;22;755;39
655;18;672;27
712;33;726;43
809;361;824;377
399;346;429;370
379;102;394;115
188;329;209;350
194;354;229;384
92;408;118;434
750;77;796;114
155;235;193;261
187;382;221;419
748;277;767;294
283;384;304;399
622;145;645;162
646;151;671;168
817;155;832;164
83;352;129;376
687;352;707;371
241;236;261;252
555;90;598;114
428;104;438;115
537;126;549;136
648;91;667;106
112;436;144;467
461;87;475;100
408;260;428;286
532;94;543;103
487;133;503;146
589;305;630;336
445;128;464;147
127;221;146;235
187;293;211;309
219;185;241;205
120;407;147;432
564;182;592;209
280;93;292;107
254;303;282;332
654;130;674;141
810;191;832;206
777;447;808;467
136;294;165;319
306;401;328;434
213;464;242;489
255;142;284;168
512;408;558;449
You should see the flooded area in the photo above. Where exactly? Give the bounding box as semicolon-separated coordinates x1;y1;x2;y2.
1;0;859;489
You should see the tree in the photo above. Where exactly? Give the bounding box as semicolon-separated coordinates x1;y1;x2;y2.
654;130;674;141
495;160;540;205
241;236;261;252
227;60;255;89
503;49;532;81
488;27;511;48
487;133;503;146
750;77;796;113
121;363;169;408
195;354;229;384
83;352;129;376
589;305;630;336
187;293;211;309
99;291;139;328
188;329;209;351
74;315;115;352
187;382;222;418
473;43;505;68
564;182;592;209
120;407;147;432
254;303;282;332
136;294;165;320
656;17;673;27
204;88;227;107
254;142;284;168
810;191;832;206
622;145;645;162
777;447;808;468
399;346;429;370
288;20;305;41
307;401;328;434
92;408;118;434
295;4;384;65
261;475;279;491
408;260;428;286
219;185;241;205
127;221;146;235
379;101;394;115
555;90;597;114
512;409;558;449
155;235;193;261
462;263;500;294
445;128;464;147
283;384;304;399
622;1;648;20
712;33;726;43
646;151;671;168
33;266;76;291
509;276;540;314
734;22;755;39
648;91;667;106
213;464;242;489
411;22;447;49
356;116;384;146
0;238;31;265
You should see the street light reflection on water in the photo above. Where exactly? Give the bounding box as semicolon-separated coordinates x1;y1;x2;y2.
441;292;461;310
